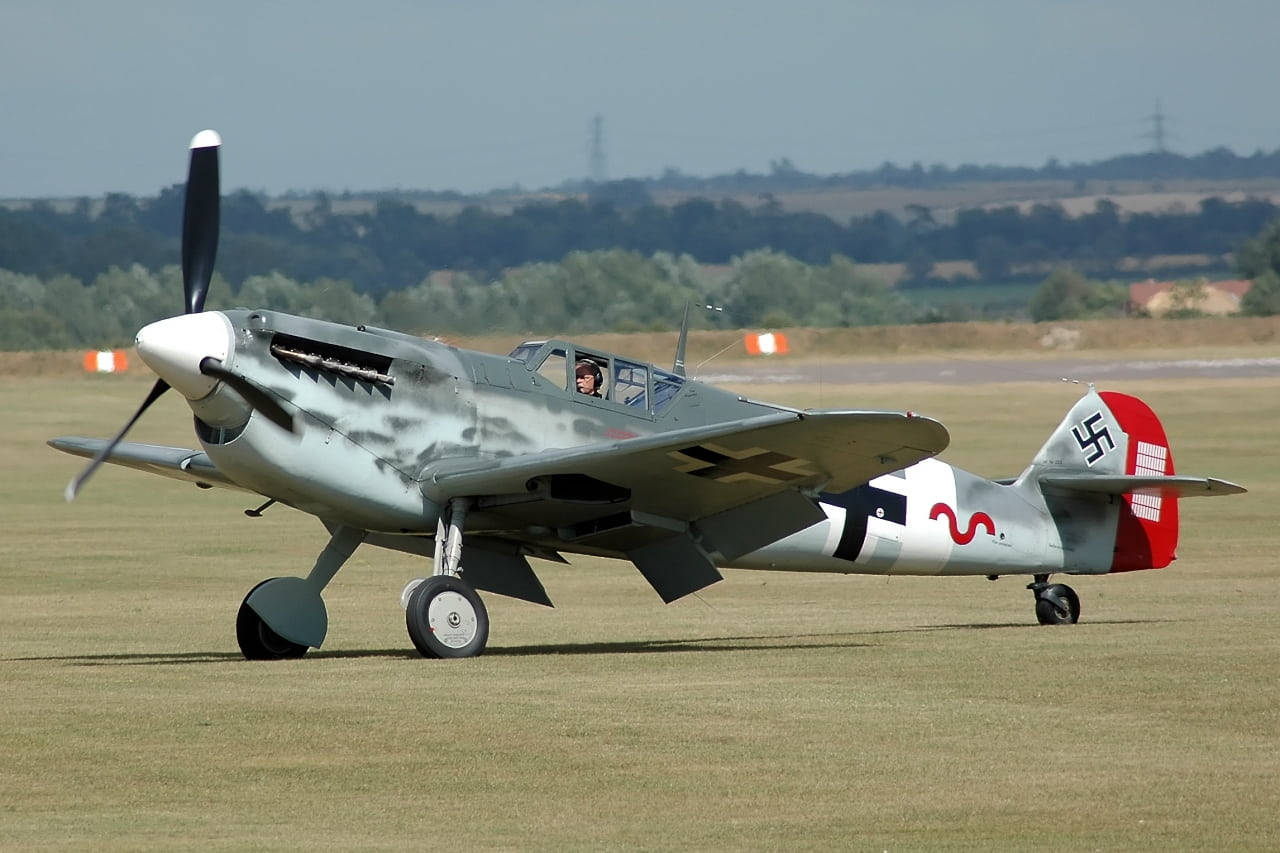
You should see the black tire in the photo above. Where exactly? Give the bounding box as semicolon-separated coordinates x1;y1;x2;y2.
236;581;309;660
1035;583;1081;625
406;575;489;659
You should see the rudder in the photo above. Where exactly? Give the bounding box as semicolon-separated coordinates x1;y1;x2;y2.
1099;391;1178;572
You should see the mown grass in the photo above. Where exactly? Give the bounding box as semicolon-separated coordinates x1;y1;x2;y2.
3;371;1278;849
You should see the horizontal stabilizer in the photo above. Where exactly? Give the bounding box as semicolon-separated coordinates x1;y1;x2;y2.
1039;474;1246;498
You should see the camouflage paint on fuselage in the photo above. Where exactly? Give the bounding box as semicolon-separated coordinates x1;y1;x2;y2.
190;309;777;535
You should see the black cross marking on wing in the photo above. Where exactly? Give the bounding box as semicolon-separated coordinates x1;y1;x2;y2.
1071;411;1115;466
673;445;808;483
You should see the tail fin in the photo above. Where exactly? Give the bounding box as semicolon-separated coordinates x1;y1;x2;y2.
1019;387;1244;573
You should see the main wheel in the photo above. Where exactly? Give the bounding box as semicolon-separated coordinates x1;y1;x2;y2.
406;575;489;659
1035;583;1081;625
236;581;308;660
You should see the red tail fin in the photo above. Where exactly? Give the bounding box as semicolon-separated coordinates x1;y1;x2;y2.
1099;391;1179;571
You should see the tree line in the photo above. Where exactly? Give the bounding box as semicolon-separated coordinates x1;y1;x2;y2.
1;190;1276;297
0;250;925;350
4;227;1277;352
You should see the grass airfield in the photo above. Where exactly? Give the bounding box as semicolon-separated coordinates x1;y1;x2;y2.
3;367;1278;849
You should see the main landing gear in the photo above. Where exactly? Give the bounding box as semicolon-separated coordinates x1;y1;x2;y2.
402;497;490;659
233;499;491;661
1028;574;1081;625
236;525;367;660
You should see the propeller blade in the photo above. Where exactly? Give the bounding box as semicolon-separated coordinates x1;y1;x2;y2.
182;130;221;315
64;379;170;502
198;358;296;433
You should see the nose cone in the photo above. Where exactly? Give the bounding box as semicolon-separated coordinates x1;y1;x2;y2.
135;312;235;399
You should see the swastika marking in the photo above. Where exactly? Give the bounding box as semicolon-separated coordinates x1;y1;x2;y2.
1071;411;1115;466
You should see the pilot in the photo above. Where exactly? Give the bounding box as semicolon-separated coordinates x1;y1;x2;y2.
575;360;603;397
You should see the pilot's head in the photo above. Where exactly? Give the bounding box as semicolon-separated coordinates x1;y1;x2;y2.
575;360;602;396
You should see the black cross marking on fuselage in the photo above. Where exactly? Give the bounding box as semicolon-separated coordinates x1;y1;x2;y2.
821;483;907;562
1071;411;1115;466
675;445;806;482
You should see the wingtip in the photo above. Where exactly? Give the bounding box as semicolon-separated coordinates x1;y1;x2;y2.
1212;478;1248;496
189;129;222;150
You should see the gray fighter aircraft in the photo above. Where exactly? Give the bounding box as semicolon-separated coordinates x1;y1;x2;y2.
49;132;1246;660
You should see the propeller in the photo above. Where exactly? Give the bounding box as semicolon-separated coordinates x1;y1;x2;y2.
64;131;222;502
64;379;170;502
66;130;299;501
182;130;221;314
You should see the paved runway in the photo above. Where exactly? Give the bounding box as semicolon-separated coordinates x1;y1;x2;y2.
699;355;1280;385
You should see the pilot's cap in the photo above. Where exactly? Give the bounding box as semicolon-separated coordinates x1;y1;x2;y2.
576;360;601;380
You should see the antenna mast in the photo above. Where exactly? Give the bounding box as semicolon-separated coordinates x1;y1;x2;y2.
1143;101;1171;153
588;115;607;183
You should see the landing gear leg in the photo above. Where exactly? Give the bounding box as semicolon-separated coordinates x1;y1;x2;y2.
405;498;489;658
1028;574;1081;625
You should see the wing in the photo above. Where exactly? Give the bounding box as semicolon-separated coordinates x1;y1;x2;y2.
47;437;247;491
423;409;948;513
422;409;949;602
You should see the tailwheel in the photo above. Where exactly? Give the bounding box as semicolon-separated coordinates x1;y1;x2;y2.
236;582;308;660
406;575;489;659
1029;576;1081;625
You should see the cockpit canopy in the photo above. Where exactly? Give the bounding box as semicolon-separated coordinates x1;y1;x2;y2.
509;340;685;414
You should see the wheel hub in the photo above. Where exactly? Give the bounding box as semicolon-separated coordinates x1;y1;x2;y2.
427;591;478;649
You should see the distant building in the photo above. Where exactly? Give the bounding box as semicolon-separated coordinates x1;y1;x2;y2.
1129;278;1253;316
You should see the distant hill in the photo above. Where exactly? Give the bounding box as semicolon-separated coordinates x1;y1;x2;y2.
9;145;1280;224
573;147;1280;194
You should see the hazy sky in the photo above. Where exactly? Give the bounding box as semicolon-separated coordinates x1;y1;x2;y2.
3;0;1277;197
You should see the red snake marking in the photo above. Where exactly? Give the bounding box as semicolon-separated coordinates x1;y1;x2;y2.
929;503;995;545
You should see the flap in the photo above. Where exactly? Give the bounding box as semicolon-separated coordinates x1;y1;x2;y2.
47;437;245;491
421;409;948;525
694;490;826;560
459;537;554;607
358;531;555;606
627;533;723;603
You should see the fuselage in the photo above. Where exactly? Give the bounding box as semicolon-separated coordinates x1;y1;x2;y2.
734;458;1105;577
159;308;777;533
139;308;1126;581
